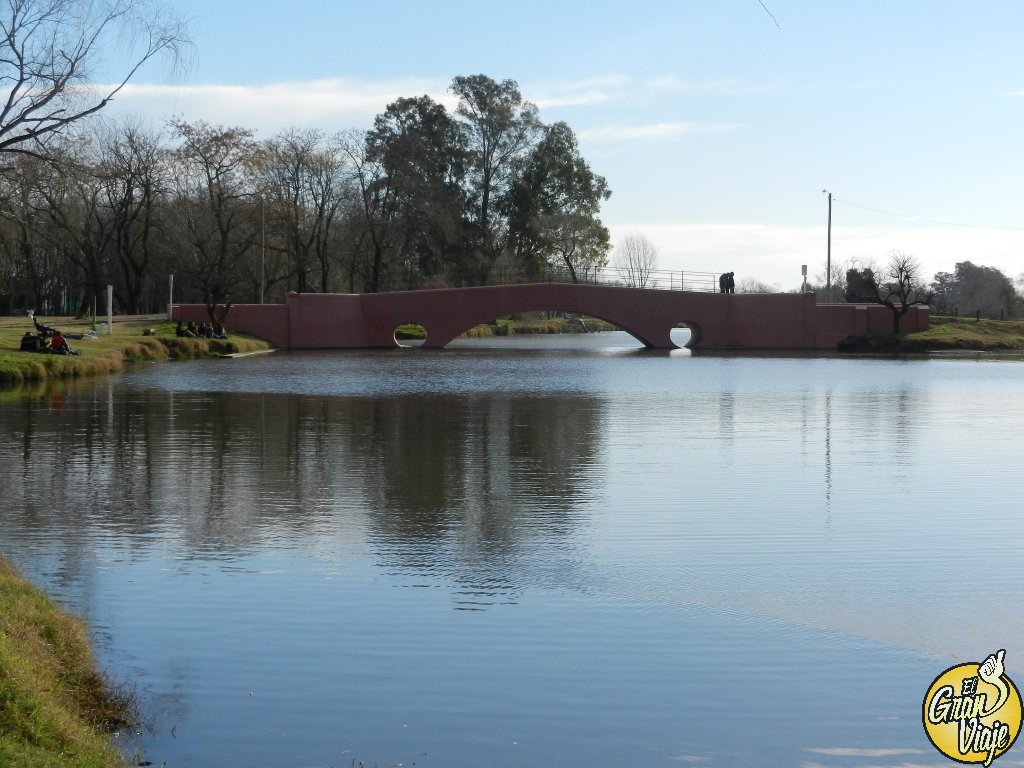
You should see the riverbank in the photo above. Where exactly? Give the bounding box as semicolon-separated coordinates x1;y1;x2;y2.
0;315;270;388
0;556;133;768
839;315;1024;352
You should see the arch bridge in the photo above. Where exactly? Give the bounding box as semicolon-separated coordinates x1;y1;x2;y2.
171;283;928;351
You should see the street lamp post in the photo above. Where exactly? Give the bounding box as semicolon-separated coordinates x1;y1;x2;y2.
260;197;265;304
822;189;832;302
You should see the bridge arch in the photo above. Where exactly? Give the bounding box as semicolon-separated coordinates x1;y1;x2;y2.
410;300;691;350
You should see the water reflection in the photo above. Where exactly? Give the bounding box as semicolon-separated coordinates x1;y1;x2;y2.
0;386;605;605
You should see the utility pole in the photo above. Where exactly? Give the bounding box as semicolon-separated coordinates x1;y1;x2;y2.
260;197;265;304
822;189;832;302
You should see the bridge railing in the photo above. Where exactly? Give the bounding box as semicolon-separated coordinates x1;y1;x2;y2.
443;265;722;293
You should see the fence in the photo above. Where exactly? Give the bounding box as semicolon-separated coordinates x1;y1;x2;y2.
453;266;722;293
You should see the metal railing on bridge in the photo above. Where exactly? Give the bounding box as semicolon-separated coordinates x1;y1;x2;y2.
450;266;722;293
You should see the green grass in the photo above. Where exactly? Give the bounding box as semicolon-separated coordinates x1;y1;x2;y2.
462;314;619;338
396;314;620;341
0;315;270;388
841;315;1024;352
903;315;1024;351
0;557;133;768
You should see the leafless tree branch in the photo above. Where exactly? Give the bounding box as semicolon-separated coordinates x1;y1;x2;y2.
0;0;190;160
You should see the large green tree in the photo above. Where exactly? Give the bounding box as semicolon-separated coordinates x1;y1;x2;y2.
930;261;1015;318
365;95;467;288
507;121;610;282
450;74;541;284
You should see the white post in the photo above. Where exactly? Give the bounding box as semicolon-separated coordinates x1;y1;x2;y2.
168;274;174;319
106;284;113;335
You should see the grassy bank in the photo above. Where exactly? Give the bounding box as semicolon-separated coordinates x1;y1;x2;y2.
0;557;132;768
843;315;1024;352
0;315;270;388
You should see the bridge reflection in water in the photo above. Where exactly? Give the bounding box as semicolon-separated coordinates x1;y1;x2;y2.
172;283;929;351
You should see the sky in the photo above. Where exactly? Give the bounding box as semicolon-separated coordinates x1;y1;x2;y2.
103;1;1024;291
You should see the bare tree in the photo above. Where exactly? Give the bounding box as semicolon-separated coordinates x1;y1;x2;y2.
32;135;117;314
168;119;260;325
0;0;189;159
91;120;170;313
846;251;934;333
0;150;71;310
262;128;349;293
336;128;400;294
613;231;658;287
737;277;778;293
804;258;854;300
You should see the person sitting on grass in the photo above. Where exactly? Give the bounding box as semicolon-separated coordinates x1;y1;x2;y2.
20;332;43;352
50;330;78;355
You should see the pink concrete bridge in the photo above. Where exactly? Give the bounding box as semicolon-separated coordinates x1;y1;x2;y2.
171;283;929;351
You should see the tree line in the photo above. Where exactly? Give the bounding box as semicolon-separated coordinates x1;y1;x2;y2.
0;74;612;320
798;252;1024;332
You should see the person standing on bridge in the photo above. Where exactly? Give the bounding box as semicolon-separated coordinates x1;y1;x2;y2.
719;273;727;293
727;272;735;293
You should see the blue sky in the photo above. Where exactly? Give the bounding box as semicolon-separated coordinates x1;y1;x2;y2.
108;1;1024;289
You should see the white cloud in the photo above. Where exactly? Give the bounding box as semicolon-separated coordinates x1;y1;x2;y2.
581;121;740;143
646;75;783;96
530;74;779;110
101;77;451;134
529;75;629;109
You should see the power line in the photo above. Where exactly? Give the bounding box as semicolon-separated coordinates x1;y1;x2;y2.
833;197;1024;232
758;1;781;29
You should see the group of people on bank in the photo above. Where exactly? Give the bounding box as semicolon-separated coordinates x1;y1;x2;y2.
718;272;736;293
19;313;82;355
176;320;227;339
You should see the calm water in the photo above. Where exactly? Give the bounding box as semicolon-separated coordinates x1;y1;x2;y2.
3;331;1024;767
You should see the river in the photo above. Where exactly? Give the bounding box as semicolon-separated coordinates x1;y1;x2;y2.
2;331;1023;767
